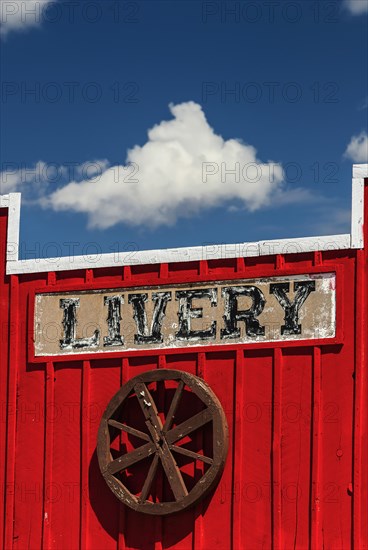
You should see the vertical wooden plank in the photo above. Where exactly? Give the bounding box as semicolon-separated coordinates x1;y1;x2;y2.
123;357;162;550
232;349;244;550
85;269;94;284
13;315;45;550
50;363;82;549
163;354;196;550
310;347;322;549
199;260;208;277
123;266;131;282
199;352;234;550
0;210;10;549
354;247;367;549
320;345;353;548
159;263;168;279
154;362;163;550
42;361;55;550
359;178;368;548
313;251;322;266
275;254;285;270
86;358;121;550
192;352;205;550
272;347;282;550
236;257;245;273
280;350;312;549
118;357;128;550
47;272;56;286
353;197;368;546
233;349;273;549
80;360;91;549
4;275;19;550
320;258;355;548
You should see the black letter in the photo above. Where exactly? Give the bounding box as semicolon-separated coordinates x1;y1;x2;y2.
128;292;171;344
104;295;124;347
59;298;100;349
175;288;217;341
221;286;265;339
270;280;316;335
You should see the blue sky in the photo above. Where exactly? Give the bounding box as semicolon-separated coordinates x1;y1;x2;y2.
1;0;367;260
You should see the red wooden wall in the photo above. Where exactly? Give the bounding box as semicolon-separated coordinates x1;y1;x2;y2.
1;183;368;549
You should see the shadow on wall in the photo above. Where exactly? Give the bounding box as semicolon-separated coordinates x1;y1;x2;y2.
88;448;214;549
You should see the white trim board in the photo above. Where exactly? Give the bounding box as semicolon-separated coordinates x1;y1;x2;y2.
1;164;367;276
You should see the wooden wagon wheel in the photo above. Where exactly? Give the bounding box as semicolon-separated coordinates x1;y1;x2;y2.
97;369;228;515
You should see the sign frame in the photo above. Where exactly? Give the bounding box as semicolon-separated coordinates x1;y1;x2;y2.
27;263;344;363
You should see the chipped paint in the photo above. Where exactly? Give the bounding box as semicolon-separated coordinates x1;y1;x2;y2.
34;273;336;356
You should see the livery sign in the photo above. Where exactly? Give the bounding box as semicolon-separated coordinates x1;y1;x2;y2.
34;273;336;356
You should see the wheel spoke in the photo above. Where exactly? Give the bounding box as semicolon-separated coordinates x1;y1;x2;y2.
108;419;151;442
163;380;185;432
107;442;156;475
134;381;163;435
166;408;213;445
134;380;189;501
170;445;213;465
139;454;159;503
158;441;188;501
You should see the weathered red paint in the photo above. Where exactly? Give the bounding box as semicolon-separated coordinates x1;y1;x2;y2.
1;180;368;549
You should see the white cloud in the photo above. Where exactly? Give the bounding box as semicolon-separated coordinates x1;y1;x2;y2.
41;102;285;229
0;0;54;37
3;104;359;233
0;160;48;194
344;132;368;162
0;159;109;198
343;0;368;14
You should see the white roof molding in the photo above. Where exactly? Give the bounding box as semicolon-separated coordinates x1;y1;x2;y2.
351;163;368;248
3;234;352;275
5;193;21;262
353;164;368;179
1;165;367;276
0;195;10;208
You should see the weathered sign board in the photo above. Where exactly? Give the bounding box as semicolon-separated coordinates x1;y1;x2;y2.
34;272;336;356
